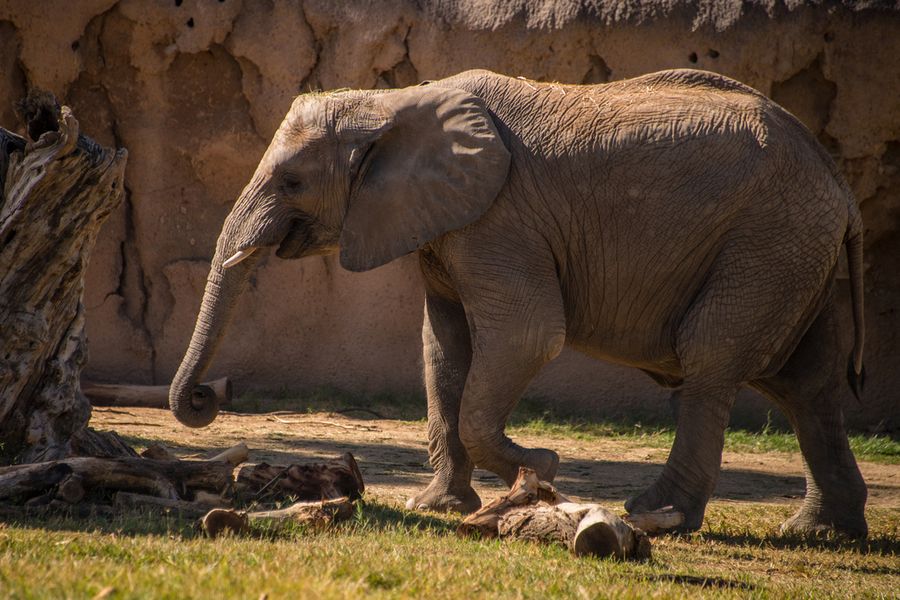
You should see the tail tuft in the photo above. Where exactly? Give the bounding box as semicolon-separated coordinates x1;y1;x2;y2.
847;356;865;402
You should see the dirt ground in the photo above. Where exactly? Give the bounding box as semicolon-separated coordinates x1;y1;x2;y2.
90;407;899;511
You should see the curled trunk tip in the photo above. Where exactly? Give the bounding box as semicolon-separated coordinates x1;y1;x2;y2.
169;384;218;428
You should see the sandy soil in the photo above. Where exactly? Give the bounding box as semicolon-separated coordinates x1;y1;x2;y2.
90;407;899;510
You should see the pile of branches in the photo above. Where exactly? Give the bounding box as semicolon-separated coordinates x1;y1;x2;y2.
0;443;365;535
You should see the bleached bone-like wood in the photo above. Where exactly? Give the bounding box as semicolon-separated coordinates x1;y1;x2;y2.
192;490;230;507
201;498;355;538
140;444;176;461
624;506;685;533
458;468;567;538
207;442;249;466
82;378;232;409
459;467;654;560
570;505;651;559
235;453;364;502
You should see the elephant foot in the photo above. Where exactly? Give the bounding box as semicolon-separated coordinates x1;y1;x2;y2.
523;448;560;483
780;503;868;540
406;478;482;514
625;477;707;531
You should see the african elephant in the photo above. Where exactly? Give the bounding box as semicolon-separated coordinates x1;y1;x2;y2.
169;69;868;537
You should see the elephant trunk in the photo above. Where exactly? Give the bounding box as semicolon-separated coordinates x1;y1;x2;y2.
169;234;261;427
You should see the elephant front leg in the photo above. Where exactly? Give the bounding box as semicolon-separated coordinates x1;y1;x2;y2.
458;348;562;486
406;293;481;513
453;256;567;487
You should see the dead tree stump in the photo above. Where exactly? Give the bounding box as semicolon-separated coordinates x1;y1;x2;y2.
0;92;127;464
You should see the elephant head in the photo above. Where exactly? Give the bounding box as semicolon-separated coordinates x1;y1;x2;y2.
169;84;512;427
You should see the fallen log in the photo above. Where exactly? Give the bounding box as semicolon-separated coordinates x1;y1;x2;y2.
0;457;233;503
235;453;364;502
0;463;73;501
55;473;86;504
201;498;355;538
65;457;233;498
82;378;232;410
458;467;674;560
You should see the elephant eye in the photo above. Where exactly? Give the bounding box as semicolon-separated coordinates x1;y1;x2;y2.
281;173;304;194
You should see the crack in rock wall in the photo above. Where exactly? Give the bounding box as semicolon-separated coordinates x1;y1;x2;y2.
1;1;897;429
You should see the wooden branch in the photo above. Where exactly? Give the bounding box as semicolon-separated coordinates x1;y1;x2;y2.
566;504;651;559
0;456;233;502
235;453;364;502
459;467;656;560
82;378;232;409
458;468;567;538
140;443;177;461
624;506;685;533
201;498;355;538
0;463;73;501
207;442;249;466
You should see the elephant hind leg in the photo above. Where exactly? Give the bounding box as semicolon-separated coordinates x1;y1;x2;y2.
750;292;868;538
628;250;790;530
625;381;736;530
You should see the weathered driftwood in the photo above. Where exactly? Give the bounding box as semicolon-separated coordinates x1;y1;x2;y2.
0;457;233;503
459;467;673;560
69;428;140;459
201;498;355;538
140;444;177;461
235;452;364;502
0;92;127;464
208;442;249;466
0;462;72;501
64;457;234;498
457;468;567;538
623;506;685;533
496;502;651;559
82;378;233;410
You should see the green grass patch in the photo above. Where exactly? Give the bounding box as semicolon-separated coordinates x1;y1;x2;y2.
508;418;900;464
1;502;897;599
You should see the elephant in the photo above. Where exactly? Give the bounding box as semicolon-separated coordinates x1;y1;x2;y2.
168;68;868;538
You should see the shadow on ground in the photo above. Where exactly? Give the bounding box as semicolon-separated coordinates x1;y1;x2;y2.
121;431;810;504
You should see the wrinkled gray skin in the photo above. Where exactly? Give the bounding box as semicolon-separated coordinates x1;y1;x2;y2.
169;69;868;537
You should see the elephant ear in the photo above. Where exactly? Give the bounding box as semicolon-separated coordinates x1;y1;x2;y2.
338;86;511;272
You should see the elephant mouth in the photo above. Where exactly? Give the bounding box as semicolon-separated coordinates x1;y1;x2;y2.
275;218;313;259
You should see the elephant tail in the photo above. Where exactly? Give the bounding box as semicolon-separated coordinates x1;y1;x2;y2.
845;208;865;401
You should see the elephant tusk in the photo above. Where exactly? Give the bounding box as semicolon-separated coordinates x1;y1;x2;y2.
222;247;257;269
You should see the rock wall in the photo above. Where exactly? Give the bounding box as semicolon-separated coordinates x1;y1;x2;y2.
1;1;897;429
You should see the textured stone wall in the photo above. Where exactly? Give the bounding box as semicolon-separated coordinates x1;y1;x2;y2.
1;1;897;429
